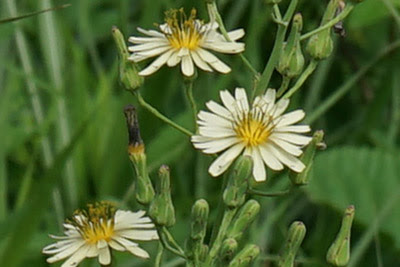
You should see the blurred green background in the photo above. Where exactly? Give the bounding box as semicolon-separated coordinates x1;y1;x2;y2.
0;0;400;266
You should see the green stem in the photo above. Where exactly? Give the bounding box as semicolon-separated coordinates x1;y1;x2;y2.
247;188;291;197
135;92;193;136
209;173;229;244
209;1;259;76
380;0;400;30
155;243;164;267
277;76;291;98
388;67;400;144
157;228;186;259
282;60;318;99
184;80;198;131
162;227;186;256
252;0;298;99
300;4;354;41
206;208;237;265
306;40;400;124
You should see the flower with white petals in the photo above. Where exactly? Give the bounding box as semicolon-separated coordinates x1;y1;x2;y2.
128;8;245;77
42;202;158;267
191;88;312;182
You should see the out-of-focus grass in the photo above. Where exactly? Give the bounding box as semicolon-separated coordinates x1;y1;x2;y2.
0;0;400;266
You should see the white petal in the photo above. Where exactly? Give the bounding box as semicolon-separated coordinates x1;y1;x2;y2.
137;27;165;38
108;239;126;251
127;246;150;259
181;55;194;76
202;41;245;54
208;143;244;177
264;89;276;105
275;125;311;133
128;42;170;52
167;50;181;67
205;100;232;120
139;49;174;76
272;98;290;118
196;48;231;73
251;148;266;182
235;88;249;112
259;143;284;171
46;240;86;263
271;132;312;146
128;36;167;44
191;50;213;72
198;110;233;128
275;110;305;127
227;29;245;41
59;244;90;267
192;136;239;154
117;229;159;240
198;126;236;138
267;143;305;172
133;45;171;58
97;242;111;266
269;136;303;156
219;90;237;114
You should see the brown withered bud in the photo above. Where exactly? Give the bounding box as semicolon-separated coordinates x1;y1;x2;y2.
334;1;346;37
123;105;144;154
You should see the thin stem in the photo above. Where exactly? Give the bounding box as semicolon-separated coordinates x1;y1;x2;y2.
282;60;318;99
209;173;229;243
248;188;291;197
380;0;400;30
155;243;164;267
300;5;354;41
210;1;259;76
388;68;400;144
162;227;186;256
206;207;237;265
306;40;400;124
135;92;193;136
184;80;198;131
252;0;298;99
157;228;186;259
277;76;291;98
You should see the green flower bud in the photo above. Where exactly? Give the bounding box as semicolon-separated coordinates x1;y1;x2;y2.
112;26;143;92
229;244;260;267
277;13;305;78
278;221;306;267
219;238;238;264
289;130;325;185
226;199;260;241
191;199;209;240
124;105;154;205
306;0;340;60
327;205;355;266
223;156;253;208
149;165;176;226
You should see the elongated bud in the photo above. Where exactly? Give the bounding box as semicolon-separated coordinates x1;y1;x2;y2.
191;199;209;240
278;221;306;267
289;130;325;185
149;165;175;226
228;244;260;267
327;205;355;266
112;26;143;91
306;0;340;60
226;200;260;241
124;105;154;204
223;156;253;208
219;238;238;264
277;13;304;78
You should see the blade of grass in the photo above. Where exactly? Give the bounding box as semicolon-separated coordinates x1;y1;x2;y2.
0;154;6;220
0;4;70;24
39;0;78;208
306;40;400;124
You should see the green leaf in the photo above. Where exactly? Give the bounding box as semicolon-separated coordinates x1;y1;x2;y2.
306;147;400;249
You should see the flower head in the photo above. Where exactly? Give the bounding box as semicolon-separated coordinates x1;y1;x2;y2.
191;88;312;181
128;8;245;77
42;202;158;267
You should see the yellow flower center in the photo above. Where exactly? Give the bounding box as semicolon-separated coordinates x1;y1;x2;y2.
69;202;116;244
163;8;203;50
235;116;271;147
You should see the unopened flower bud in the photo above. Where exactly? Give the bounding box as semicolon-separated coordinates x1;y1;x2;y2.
227;200;260;241
327;205;355;266
289;130;324;185
219;238;238;264
191;199;209;240
278;221;306;267
277;13;304;78
229;244;260;267
306;0;340;60
112;26;143;92
124;105;154;204
223;156;253;208
149;165;175;226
